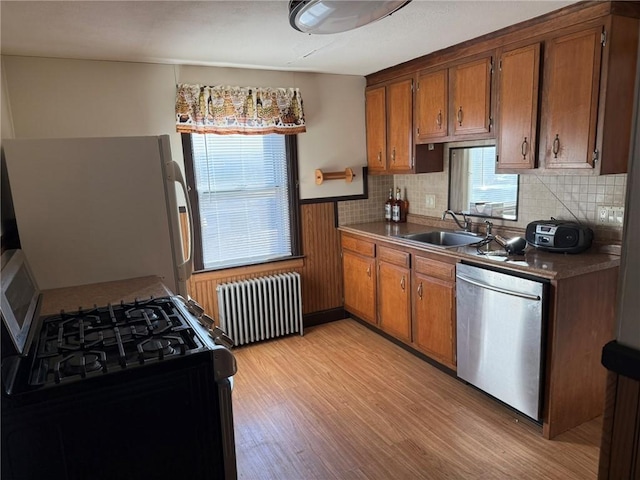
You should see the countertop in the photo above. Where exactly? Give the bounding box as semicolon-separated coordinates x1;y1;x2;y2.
339;222;620;280
40;276;173;316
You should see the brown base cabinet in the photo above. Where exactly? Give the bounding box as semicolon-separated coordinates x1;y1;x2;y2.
412;256;457;370
377;246;411;343
341;233;456;369
341;236;376;325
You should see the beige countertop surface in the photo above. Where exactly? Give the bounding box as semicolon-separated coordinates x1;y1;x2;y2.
339;222;620;280
40;276;173;316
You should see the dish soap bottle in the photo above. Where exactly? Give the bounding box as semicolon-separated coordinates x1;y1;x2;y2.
384;188;393;222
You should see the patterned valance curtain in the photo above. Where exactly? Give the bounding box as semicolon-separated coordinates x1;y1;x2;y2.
175;83;306;135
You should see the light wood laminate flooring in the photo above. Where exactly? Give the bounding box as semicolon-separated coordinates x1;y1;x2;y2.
232;319;601;480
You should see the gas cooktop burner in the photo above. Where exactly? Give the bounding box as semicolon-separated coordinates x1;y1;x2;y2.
30;297;206;387
127;307;160;321
55;351;107;382
138;336;185;360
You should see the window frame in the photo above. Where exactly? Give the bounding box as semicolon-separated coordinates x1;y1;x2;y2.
181;133;301;272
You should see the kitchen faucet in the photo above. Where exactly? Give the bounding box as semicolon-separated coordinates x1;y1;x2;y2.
442;210;472;232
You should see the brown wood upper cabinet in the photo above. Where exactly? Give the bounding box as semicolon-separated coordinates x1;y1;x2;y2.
365;77;414;174
415;68;448;142
365;86;386;172
538;16;638;174
450;56;493;137
539;26;603;171
496;43;541;171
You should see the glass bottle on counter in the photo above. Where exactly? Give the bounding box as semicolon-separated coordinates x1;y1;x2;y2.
402;187;409;223
392;187;403;223
384;188;393;222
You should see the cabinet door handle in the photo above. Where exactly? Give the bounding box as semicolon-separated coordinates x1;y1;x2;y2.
417;281;423;299
400;275;406;291
366;265;371;278
553;134;560;158
377;151;382;163
457;106;463;126
521;137;528;159
436;111;442;129
392;148;396;163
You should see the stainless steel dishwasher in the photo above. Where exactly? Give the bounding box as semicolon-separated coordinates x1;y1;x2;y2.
456;263;547;421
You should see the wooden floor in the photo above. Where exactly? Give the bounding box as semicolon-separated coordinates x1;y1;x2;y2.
232;319;601;480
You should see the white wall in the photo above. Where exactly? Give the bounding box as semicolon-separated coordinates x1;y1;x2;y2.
1;55;366;200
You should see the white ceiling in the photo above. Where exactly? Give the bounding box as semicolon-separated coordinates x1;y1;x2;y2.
1;1;577;77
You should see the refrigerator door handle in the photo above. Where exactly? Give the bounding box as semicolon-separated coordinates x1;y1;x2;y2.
167;161;194;282
456;273;541;301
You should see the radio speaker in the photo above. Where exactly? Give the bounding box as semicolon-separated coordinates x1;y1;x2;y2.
554;227;579;248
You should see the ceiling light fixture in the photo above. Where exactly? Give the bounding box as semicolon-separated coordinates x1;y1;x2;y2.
289;0;412;35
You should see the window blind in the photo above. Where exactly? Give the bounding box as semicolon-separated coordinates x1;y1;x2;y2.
469;146;518;205
190;134;292;270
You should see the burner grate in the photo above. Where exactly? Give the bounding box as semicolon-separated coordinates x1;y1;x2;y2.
32;297;204;387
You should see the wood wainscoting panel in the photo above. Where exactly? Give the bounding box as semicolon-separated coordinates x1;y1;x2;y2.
187;259;304;323
299;203;343;315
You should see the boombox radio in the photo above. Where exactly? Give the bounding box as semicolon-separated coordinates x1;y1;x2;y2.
525;220;593;254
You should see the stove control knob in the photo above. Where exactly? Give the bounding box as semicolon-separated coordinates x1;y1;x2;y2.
198;313;214;329
186;298;205;318
209;327;235;349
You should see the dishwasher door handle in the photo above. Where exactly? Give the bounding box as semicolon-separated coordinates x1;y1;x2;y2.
456;273;541;301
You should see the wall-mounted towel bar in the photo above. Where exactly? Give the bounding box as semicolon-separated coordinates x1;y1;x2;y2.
315;167;355;185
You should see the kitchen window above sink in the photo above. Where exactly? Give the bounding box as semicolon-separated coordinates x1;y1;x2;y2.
449;144;519;221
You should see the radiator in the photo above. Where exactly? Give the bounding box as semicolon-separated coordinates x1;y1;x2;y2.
217;273;303;346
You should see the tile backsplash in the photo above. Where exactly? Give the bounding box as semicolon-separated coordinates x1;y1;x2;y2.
337;174;393;225
338;166;627;243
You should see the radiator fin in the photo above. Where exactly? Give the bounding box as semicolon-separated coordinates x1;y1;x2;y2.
217;273;303;346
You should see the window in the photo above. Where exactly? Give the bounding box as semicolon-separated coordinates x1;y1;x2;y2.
449;145;519;220
182;133;300;271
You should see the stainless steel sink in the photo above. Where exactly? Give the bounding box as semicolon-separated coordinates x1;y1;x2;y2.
401;231;480;248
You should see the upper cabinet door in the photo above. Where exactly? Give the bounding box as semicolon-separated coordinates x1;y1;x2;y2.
415;69;448;142
451;56;492;136
365;86;387;172
539;27;602;170
387;78;414;173
496;43;541;171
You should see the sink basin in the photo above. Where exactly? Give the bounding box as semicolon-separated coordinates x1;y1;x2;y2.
401;231;481;248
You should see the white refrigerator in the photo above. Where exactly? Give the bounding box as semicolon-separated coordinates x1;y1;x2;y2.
3;135;192;297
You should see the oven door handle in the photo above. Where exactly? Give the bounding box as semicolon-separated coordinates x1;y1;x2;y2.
167;161;194;282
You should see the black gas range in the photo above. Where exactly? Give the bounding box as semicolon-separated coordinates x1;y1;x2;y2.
25;297;221;389
1;250;237;480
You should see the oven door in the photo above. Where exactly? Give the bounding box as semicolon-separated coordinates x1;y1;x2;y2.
1;351;237;480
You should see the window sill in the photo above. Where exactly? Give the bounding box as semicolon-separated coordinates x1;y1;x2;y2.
191;256;305;281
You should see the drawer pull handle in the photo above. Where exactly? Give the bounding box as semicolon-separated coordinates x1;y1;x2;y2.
521;137;528;159
552;134;560;158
